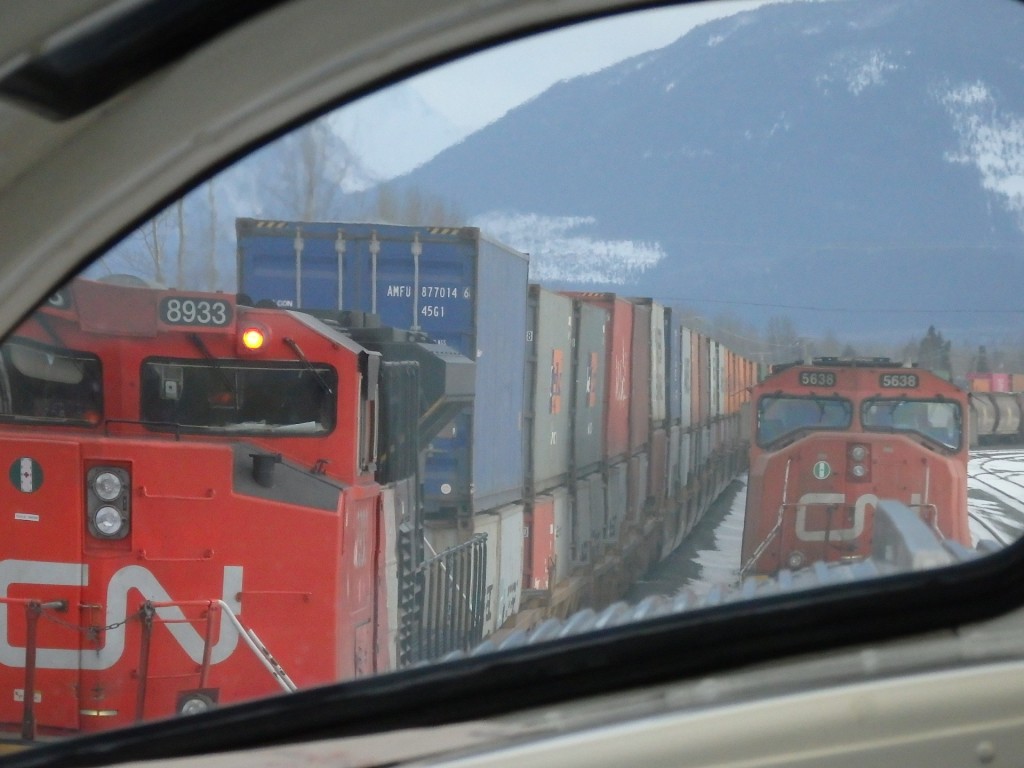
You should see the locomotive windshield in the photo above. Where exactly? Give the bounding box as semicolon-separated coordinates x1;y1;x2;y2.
757;395;852;446
140;358;337;434
0;339;102;425
862;399;961;451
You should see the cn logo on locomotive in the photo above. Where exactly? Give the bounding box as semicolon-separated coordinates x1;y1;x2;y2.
0;560;243;670
794;493;879;542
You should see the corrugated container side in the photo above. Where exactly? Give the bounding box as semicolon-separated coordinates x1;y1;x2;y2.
668;425;681;500
572;300;608;476
551;487;572;585
666;309;681;425
630;302;652;454
642;300;667;425
1013;374;1024;392
564;293;632;462
471;236;529;512
689;330;699;428
649;429;668;506
475;505;526;635
696;333;711;426
473;513;502;636
573;478;593;562
992;373;1011;393
496;504;525;629
679;429;691;490
627;453;649;522
726;348;738;415
587;473;606;547
528;493;569;589
526;286;574;494
528;497;554;590
606;462;628;542
709;341;721;419
737;351;747;413
719;344;728;417
680;327;693;430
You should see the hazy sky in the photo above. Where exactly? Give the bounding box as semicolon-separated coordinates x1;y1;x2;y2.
408;1;776;131
333;1;778;182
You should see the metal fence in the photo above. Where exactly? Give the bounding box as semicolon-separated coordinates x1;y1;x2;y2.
399;533;487;666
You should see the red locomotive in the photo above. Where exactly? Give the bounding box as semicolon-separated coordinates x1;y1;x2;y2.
741;359;970;577
0;277;474;738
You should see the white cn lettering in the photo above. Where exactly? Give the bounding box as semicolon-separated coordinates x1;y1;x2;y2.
794;493;876;542
0;560;242;670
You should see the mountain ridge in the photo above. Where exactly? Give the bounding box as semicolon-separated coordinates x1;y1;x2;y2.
383;0;1024;342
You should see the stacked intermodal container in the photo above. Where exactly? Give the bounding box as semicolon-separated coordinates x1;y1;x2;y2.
236;219;529;518
236;218;758;638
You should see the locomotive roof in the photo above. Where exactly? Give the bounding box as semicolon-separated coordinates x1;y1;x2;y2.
770;357;914;375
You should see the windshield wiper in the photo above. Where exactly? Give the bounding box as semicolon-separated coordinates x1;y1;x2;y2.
187;333;236;399
283;337;334;396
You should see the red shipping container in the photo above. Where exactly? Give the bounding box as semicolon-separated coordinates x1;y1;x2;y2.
992;373;1011;392
968;372;993;392
564;293;633;463
528;496;556;590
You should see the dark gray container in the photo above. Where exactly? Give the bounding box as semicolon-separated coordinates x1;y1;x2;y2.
571;298;608;478
524;285;573;495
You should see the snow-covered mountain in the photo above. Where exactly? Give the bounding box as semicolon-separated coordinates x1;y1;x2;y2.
381;0;1024;341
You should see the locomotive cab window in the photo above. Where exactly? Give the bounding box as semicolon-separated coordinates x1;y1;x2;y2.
862;398;962;451
757;395;852;447
0;339;102;425
140;358;337;434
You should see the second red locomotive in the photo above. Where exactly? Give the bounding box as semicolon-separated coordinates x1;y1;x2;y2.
741;359;970;577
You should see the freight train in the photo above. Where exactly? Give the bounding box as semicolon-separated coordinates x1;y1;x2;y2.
0;221;757;739
740;358;971;577
968;391;1024;445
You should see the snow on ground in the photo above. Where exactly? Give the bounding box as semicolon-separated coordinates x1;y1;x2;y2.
632;448;1024;602
968;448;1024;546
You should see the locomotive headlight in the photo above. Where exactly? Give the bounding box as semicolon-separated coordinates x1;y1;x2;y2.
86;466;130;540
93;506;125;537
93;471;123;501
177;691;217;716
848;444;871;481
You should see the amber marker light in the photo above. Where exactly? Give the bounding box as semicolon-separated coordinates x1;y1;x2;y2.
241;326;267;351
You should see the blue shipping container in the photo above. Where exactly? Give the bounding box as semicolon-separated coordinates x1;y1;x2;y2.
236;219;529;514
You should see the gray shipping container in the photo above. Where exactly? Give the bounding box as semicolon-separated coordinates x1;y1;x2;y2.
573;478;593;563
525;285;574;495
606;461;628;542
571;298;608;477
587;472;606;546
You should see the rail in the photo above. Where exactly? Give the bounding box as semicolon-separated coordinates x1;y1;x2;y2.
402;534;487;665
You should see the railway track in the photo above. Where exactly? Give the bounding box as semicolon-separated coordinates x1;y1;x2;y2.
968;449;1024;547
